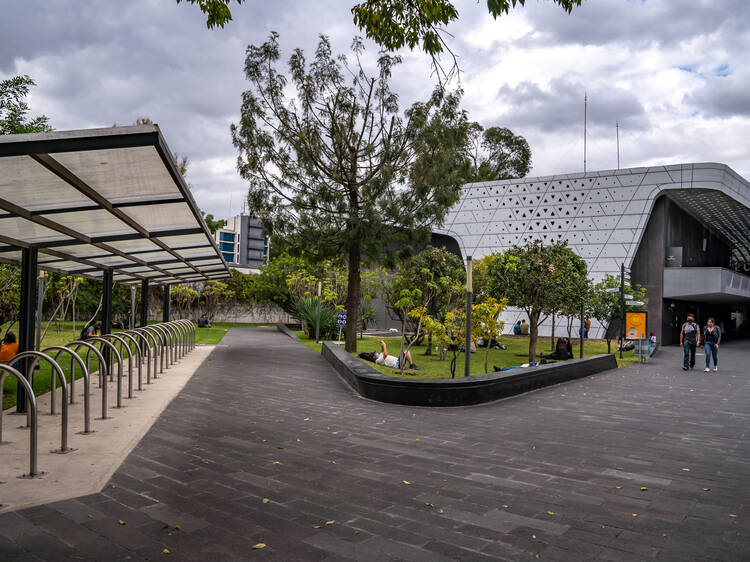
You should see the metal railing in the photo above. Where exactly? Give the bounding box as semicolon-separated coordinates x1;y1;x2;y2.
0;320;198;478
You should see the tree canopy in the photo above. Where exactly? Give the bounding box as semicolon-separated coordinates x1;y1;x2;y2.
179;0;582;80
485;241;588;362
231;33;470;351
466;123;531;182
0;75;52;135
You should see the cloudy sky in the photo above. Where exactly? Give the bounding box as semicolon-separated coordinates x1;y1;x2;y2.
2;0;750;219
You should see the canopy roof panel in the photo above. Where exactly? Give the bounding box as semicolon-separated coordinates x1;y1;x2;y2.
0;125;231;284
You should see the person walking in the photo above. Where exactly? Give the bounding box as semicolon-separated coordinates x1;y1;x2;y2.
702;317;721;372
679;314;701;370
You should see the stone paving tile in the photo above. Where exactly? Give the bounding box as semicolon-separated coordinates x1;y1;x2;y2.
1;328;749;560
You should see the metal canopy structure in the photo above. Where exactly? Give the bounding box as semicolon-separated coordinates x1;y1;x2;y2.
0;125;230;285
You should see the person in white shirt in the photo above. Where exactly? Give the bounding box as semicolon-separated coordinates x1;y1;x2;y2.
374;340;419;370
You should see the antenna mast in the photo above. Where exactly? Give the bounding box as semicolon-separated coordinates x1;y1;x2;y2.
584;92;587;173
616;120;620;169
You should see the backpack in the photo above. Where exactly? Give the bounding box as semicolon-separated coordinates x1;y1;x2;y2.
80;325;90;340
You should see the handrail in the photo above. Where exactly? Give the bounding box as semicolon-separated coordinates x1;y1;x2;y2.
7;351;72;454
43;346;93;435
88;337;123;409
67;340;109;420
0;364;41;477
100;333;134;400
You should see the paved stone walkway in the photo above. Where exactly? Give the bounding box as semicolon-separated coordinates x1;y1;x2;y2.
1;327;748;561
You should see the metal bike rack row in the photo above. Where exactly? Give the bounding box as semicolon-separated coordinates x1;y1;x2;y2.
0;319;197;479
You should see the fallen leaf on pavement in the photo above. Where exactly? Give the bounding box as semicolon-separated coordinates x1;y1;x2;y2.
252;543;266;549
262;498;269;504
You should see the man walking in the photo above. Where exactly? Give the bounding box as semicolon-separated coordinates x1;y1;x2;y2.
679;314;701;370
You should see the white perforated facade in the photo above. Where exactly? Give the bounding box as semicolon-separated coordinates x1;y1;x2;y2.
435;162;750;338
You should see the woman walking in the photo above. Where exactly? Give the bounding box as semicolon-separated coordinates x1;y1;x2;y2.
703;317;721;372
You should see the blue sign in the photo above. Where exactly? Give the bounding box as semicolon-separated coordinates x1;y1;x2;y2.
336;310;347;328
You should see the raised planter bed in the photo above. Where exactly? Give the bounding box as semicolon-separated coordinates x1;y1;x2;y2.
320;341;617;407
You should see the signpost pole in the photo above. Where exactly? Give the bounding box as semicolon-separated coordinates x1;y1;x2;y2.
464;256;473;378
315;281;321;344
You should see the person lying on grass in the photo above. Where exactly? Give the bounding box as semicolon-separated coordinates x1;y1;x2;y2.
375;340;419;371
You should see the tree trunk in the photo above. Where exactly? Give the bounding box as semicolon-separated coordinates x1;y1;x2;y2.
606;338;611;354
344;245;361;353
484;345;490;374
399;316;406;376
425;332;432;355
529;310;540;362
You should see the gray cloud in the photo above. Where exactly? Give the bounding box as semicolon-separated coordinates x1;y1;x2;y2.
494;77;648;133
684;68;750;118
3;0;750;217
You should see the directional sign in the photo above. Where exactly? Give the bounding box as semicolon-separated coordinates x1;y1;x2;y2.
605;288;620;293
628;301;645;306
336;310;347;328
624;294;634;300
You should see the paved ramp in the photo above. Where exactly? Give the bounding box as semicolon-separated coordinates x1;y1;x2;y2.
1;327;748;560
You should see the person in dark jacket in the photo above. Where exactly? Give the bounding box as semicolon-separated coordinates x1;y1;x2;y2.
543;337;573;360
702;317;721;372
679;314;700;370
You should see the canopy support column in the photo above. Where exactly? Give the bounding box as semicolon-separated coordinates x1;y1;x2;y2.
17;247;38;413
140;279;149;327
102;270;113;369
162;285;170;323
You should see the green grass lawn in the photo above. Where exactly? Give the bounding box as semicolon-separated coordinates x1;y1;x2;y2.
1;321;267;410
295;332;638;379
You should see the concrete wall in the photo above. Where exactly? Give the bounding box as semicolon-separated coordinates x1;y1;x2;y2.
163;303;292;324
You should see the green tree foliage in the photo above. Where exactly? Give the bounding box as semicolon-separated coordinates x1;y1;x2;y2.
171;284;199;318
201;210;227;234
226;268;255;302
0;265;21;338
0;75;52;135
589;274;648;353
352;0;582;80
466;123;531;182
232;33;470;352
472;297;507;373
175;0;244;28
385;246;464;354
200;280;234;319
486;241;588;362
247;253;307;314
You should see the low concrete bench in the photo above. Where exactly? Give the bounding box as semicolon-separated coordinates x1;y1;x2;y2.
321;341;617;407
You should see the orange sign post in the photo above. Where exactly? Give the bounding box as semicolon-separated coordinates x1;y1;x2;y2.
625;311;648;339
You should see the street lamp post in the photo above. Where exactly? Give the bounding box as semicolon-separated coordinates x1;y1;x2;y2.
465;256;472;378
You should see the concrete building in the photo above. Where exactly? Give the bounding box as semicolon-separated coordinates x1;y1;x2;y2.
433;162;750;343
214;214;269;273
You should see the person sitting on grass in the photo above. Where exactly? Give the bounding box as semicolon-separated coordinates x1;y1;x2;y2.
542;337;573;360
374;340;419;370
197;315;211;328
0;332;19;363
